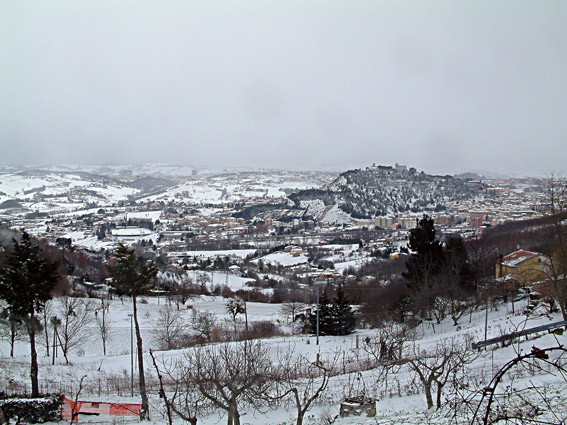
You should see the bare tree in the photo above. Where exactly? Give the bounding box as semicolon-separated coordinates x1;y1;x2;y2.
150;350;205;425
226;298;246;337
182;340;272;425
364;323;410;365
469;344;567;425
0;308;26;357
176;274;195;308
93;297;111;356
363;322;413;397
41;299;53;357
271;349;337;425
440;235;476;327
430;296;449;325
153;304;186;350
56;297;93;364
447;295;475;328
280;302;303;323
541;175;567;320
191;311;217;343
149;350;174;425
70;375;88;424
404;335;477;409
197;273;211;293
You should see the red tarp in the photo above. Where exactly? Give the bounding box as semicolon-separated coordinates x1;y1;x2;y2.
61;396;142;422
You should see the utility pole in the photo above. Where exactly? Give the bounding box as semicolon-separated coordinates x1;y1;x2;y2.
244;300;249;340
316;289;320;346
51;317;58;365
484;286;489;343
129;313;134;397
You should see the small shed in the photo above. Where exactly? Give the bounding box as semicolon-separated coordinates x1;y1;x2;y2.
339;396;377;418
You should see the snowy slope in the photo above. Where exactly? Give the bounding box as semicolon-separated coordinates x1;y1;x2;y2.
1;295;567;424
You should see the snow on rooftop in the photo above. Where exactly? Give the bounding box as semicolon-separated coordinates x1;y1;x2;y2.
499;249;541;267
111;227;153;236
258;251;309;267
126;210;162;222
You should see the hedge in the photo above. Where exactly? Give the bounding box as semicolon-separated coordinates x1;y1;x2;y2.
0;394;61;424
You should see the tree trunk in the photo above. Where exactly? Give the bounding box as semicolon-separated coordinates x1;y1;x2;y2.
101;302;107;356
554;283;567;321
560;300;567;322
228;402;240;425
295;389;305;425
61;338;70;365
43;315;50;357
133;297;149;420
423;380;434;409
9;322;16;357
27;313;39;397
436;381;443;409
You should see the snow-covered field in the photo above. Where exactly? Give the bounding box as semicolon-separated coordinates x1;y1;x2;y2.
0;167;332;217
0;172;139;207
1;295;567;424
257;251;310;267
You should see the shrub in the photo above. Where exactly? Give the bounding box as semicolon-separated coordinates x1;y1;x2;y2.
0;394;62;423
244;320;284;339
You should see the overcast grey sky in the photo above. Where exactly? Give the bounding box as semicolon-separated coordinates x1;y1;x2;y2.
1;1;566;176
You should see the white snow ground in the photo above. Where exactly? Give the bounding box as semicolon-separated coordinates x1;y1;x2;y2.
1;295;567;424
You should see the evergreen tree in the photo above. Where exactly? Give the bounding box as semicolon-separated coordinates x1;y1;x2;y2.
403;214;444;291
310;286;356;336
329;284;356;335
443;235;475;293
107;244;158;420
0;232;59;396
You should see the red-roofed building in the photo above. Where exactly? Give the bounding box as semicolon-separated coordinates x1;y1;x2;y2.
495;249;550;287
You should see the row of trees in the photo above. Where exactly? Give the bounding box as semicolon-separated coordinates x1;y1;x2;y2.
1;295;113;361
0;234;156;420
152;340;336;425
0;232;60;397
149;326;485;424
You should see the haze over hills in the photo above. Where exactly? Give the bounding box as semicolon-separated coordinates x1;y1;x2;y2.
0;162;537;180
0;163;496;224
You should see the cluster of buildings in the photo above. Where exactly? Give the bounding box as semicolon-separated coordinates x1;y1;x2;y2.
0;170;556;278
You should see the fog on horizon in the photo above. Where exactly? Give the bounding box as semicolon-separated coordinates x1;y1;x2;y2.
1;1;566;177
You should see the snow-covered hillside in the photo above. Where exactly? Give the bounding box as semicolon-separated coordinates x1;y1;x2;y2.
0;167;332;214
290;166;489;220
1;294;566;424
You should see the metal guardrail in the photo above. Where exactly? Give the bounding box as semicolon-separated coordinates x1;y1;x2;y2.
472;320;567;349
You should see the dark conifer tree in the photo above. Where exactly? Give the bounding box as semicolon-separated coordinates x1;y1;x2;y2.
310;286;356;336
107;244;158;420
403;214;444;291
443;235;475;293
0;232;59;396
329;284;356;335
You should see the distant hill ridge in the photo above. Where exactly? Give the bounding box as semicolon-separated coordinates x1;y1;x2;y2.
289;165;489;221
